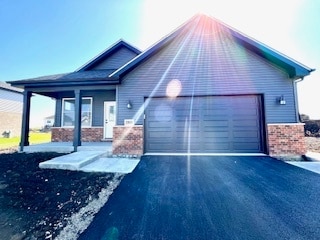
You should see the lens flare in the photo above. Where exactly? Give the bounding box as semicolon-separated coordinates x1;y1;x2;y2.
166;79;182;98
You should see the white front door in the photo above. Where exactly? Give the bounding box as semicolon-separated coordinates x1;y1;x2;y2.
104;101;116;139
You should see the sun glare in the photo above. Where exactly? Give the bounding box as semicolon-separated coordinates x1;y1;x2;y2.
166;79;182;98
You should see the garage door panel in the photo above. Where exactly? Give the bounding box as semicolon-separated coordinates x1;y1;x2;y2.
203;121;229;127
175;116;201;122
176;142;202;149
175;127;201;133
145;95;264;153
233;131;259;138
174;108;194;114
203;131;230;138
149;143;173;151
176;134;202;141
148;121;173;128
233;120;259;127
204;138;230;144
176;120;200;126
203;115;229;121
174;144;201;152
233;142;261;151
204;143;231;150
233;116;259;121
148;131;173;138
203;108;229;113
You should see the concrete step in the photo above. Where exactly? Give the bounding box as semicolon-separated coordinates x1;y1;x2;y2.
39;151;106;171
80;157;140;173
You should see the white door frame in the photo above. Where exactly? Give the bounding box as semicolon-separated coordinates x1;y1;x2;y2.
103;101;116;139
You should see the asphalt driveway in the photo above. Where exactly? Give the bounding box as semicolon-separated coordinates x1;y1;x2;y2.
79;156;320;240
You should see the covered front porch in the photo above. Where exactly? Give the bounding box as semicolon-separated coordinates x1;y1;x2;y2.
7;40;142;153
15;83;117;152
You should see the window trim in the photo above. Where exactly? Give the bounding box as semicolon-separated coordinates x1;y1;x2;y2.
61;97;93;128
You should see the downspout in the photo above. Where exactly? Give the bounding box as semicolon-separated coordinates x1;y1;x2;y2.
294;68;316;122
293;77;304;123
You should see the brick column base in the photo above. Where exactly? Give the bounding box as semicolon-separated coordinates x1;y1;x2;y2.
267;123;306;156
112;126;143;156
51;127;103;142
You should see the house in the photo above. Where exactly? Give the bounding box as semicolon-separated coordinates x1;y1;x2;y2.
0;82;23;137
43;115;55;129
9;14;314;156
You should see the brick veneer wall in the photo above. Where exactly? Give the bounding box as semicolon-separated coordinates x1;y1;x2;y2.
267;123;306;156
112;126;143;156
0;111;22;137
51;127;103;142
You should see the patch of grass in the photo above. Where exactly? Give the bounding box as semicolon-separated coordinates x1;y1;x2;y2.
29;132;51;144
0;132;51;150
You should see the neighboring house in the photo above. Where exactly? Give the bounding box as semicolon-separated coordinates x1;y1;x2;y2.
43;115;55;128
9;14;314;156
0;82;23;137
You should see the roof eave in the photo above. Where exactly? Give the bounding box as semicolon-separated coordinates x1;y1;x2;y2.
293;68;315;80
8;79;120;88
227;25;314;79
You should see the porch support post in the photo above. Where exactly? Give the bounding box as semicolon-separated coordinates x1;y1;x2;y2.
73;89;82;151
19;90;32;151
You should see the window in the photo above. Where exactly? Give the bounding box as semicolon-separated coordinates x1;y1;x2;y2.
62;98;92;127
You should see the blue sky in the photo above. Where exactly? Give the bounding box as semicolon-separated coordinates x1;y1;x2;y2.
0;0;319;126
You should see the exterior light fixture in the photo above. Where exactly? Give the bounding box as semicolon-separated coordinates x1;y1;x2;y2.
279;95;286;105
127;101;132;109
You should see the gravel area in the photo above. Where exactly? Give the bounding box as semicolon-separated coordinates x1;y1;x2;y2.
305;137;320;153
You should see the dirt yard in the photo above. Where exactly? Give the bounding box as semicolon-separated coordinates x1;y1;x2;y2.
0;152;121;240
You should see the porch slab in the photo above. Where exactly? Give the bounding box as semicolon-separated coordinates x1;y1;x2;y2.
23;142;112;153
39;151;106;171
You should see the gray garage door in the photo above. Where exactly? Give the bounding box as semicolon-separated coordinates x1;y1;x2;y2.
144;95;265;153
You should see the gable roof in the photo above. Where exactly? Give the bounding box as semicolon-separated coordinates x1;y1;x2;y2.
110;14;314;80
8;40;140;88
77;39;141;71
0;81;23;94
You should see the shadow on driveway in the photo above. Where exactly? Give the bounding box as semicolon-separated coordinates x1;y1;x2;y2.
79;156;320;240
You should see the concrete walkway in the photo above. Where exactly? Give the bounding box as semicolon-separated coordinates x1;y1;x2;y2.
39;151;140;173
286;152;320;174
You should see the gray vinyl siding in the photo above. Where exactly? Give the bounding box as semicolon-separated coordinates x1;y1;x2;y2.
54;90;115;127
91;47;138;70
117;28;296;125
0;89;23;113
